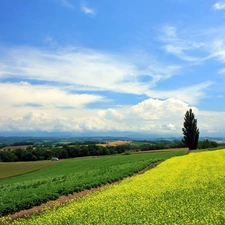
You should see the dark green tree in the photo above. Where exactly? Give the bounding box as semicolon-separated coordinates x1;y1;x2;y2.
182;109;200;152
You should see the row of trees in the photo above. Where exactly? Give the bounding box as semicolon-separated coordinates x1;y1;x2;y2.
198;139;218;149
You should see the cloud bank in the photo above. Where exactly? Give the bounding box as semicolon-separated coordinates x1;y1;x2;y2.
0;97;224;136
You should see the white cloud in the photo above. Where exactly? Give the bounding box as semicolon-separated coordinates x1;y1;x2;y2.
159;24;225;74
146;82;212;105
0;82;104;109
204;40;225;63
0;45;213;107
213;2;225;10
80;2;96;15
0;46;186;100
197;110;225;135
88;98;191;134
162;124;177;131
0;98;189;133
159;25;206;62
163;44;199;61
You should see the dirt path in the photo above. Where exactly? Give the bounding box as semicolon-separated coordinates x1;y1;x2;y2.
3;161;162;222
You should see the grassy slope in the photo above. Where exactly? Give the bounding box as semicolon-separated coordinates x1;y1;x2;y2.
8;149;225;225
0;151;186;217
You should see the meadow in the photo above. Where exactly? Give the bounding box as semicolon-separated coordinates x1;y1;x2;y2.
0;150;185;217
3;149;225;225
0;161;58;179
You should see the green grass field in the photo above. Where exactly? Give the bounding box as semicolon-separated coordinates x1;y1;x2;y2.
5;149;225;225
0;151;185;217
0;161;58;179
131;141;150;147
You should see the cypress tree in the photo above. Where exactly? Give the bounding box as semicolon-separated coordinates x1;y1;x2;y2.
182;108;200;151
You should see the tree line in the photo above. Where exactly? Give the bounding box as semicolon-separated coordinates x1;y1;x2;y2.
0;139;218;162
0;144;136;162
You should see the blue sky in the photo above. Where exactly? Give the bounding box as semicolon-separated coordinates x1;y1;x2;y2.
0;0;225;137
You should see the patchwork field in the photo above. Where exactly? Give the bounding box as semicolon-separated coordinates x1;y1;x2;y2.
3;149;225;225
0;151;185;218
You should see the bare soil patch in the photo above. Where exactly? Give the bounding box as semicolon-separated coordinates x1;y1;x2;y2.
97;140;131;147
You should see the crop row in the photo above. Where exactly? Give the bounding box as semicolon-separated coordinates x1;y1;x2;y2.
5;149;225;225
0;151;185;217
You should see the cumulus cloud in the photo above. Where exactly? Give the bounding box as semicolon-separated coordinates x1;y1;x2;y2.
0;97;224;136
0;98;188;133
213;2;225;10
0;112;70;132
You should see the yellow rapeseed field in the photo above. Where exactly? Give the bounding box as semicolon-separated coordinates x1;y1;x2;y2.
5;150;225;225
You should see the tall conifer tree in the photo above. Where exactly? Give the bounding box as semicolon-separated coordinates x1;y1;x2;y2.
182;109;200;151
